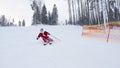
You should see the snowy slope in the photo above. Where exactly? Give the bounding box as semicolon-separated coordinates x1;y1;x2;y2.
0;25;120;68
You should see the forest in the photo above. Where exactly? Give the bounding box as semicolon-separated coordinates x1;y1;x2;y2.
67;0;120;26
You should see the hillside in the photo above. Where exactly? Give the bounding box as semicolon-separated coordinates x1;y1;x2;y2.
0;25;120;68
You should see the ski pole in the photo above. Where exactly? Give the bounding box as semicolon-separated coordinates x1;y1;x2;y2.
50;35;61;41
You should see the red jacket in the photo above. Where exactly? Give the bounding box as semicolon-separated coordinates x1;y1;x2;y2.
37;31;50;39
37;31;53;43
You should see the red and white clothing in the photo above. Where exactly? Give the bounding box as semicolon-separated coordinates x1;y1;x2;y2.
37;31;53;43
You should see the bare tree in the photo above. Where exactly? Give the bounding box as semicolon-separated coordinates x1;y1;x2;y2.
68;0;72;24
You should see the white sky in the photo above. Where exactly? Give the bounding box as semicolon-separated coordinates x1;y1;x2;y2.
0;0;69;26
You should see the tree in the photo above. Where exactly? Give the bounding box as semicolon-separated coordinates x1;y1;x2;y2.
41;4;48;24
18;20;21;26
48;11;52;25
22;19;25;26
68;0;72;24
31;0;41;25
77;0;81;25
72;0;76;25
51;4;58;25
0;15;7;26
12;19;14;23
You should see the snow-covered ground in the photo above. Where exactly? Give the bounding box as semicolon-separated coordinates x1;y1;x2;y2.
0;25;120;68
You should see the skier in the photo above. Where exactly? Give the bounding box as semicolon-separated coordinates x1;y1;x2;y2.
36;28;53;45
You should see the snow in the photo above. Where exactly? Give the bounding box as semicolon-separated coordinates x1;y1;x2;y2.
0;25;120;68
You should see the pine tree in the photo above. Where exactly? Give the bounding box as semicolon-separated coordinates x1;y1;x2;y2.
22;19;25;26
18;20;21;26
41;4;48;24
31;0;41;25
48;11;52;25
51;4;58;25
0;15;7;26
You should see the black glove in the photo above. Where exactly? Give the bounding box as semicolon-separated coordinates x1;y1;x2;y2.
48;33;50;35
36;37;38;40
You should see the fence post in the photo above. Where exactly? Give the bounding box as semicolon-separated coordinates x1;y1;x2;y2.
107;26;111;43
81;26;84;37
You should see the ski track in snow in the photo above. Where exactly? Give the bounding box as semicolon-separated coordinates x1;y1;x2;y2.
0;25;120;68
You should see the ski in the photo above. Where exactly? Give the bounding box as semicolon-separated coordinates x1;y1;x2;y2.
43;42;52;46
